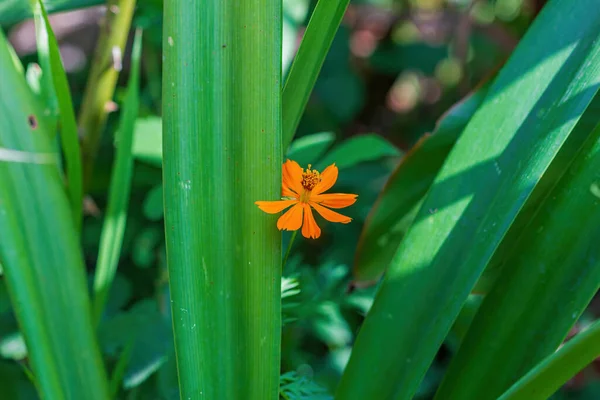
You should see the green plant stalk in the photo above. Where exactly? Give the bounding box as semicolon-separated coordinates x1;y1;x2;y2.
80;0;136;189
31;0;83;230
335;0;600;398
434;120;600;399
498;320;600;400
0;30;109;400
163;1;282;398
92;29;142;325
282;0;350;149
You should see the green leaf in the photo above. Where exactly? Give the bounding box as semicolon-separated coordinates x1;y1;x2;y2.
98;300;171;391
0;0;102;26
0;361;38;400
0;29;109;399
336;0;600;398
279;371;332;400
435;113;600;399
282;0;351;148
132;116;163;166
163;1;282;398
92;29;143;325
498;320;600;400
79;0;136;189
31;0;83;231
143;184;164;221
314;134;401;171
282;0;310;75
286;132;335;167
352;85;489;285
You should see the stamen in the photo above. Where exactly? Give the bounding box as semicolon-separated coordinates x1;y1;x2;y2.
301;164;321;191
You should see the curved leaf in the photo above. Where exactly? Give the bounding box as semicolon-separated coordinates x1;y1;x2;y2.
336;1;600;398
352;86;489;286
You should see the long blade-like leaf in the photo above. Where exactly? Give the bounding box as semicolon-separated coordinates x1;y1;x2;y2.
30;0;83;230
163;1;282;398
499;320;600;400
336;1;600;398
0;30;109;400
352;85;489;286
80;0;136;189
92;29;143;325
282;0;350;148
434;116;600;400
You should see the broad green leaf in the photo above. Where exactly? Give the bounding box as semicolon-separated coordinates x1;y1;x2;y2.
336;1;600;398
31;0;83;230
499;320;600;400
315;134;401;171
163;1;282;398
0;29;109;399
468;89;600;296
0;0;102;26
286;131;335;167
92;29;143;325
435;119;600;399
352;86;489;285
282;0;351;148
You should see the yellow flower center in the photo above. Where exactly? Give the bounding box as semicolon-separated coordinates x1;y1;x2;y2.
301;164;321;191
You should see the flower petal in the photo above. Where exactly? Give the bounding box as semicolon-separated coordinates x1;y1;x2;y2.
310;201;352;223
312;163;338;195
301;204;321;239
282;184;297;198
283;159;304;195
311;193;357;209
277;203;303;231
255;199;298;214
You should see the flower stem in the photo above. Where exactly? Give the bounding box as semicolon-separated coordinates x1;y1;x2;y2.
282;230;298;269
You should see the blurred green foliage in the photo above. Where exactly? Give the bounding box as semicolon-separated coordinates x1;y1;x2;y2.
1;0;599;399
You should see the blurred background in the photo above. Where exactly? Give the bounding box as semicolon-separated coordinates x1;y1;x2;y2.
3;0;599;398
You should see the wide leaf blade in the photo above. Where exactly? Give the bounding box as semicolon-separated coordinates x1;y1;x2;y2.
0;30;109;400
434;113;600;400
336;1;600;398
163;1;282;398
352;86;489;286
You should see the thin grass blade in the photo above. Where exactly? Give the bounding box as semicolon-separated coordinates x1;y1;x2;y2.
30;0;83;230
92;29;143;325
79;0;136;188
282;0;350;148
499;320;600;400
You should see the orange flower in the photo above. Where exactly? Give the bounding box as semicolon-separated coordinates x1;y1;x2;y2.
255;160;357;239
